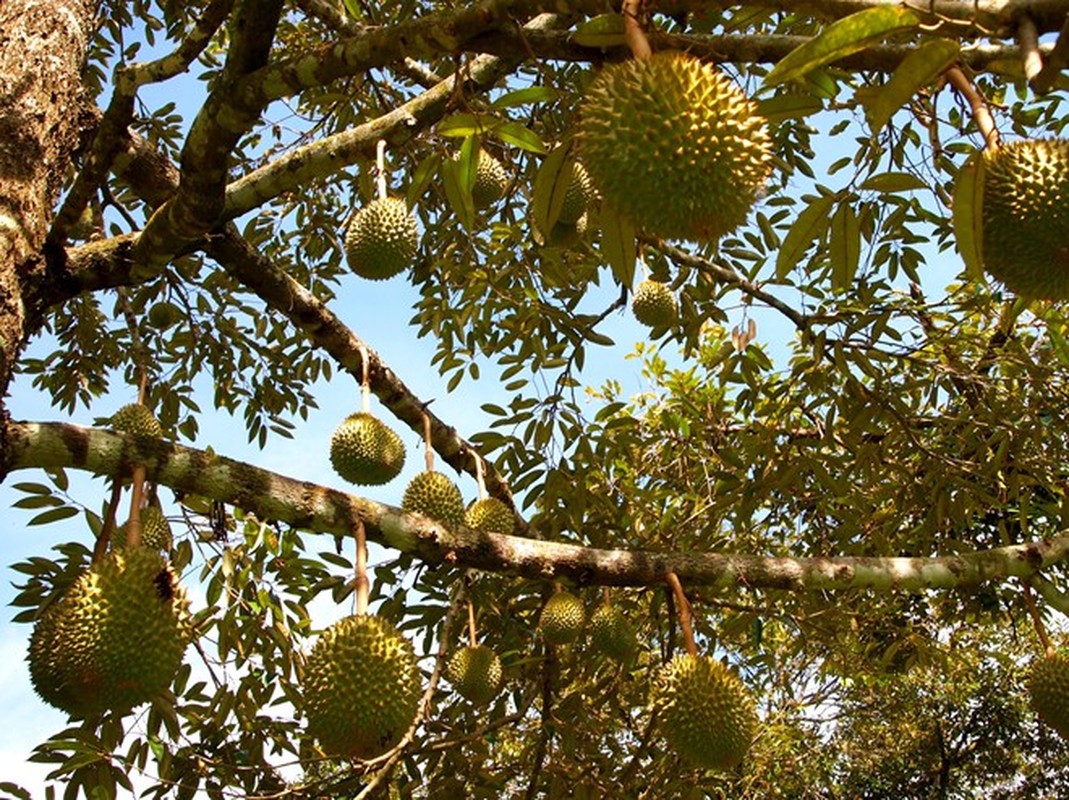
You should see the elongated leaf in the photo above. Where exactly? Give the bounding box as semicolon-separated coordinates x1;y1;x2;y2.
531;143;572;238
776;193;836;280
764;7;921;87
600;206;636;288
437;113;499;137
28;506;80;526
441;137;478;230
571;13;627;47
493;120;547;154
952;150;985;281
862;39;960;133
756;93;824;122
491;86;558;108
860;172;927;193
830;201;861;292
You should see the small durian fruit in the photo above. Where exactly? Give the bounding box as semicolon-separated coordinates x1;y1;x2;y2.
109;404;163;437
589;603;637;662
344;197;420;280
651;654;756;771
632;280;678;328
302;614;421;759
27;548;191;716
579;51;771;242
330;412;406;486
539;591;586;645
1028;651;1069;740
470;151;509;210
557;162;596;226
464;497;515;535
447;644;503;705
402;471;465;530
113;506;174;551
980;139;1069;299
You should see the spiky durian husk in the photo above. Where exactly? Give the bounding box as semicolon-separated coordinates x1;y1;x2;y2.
589;603;637;662
539;592;585;645
302;614;421;759
579;51;771;242
651;654;757;771
109;404;163;437
402;471;465;529
632;280;678;328
344;197;420;280
27;548;191;716
447;644;503;705
329;412;406;486
1029;652;1069;740
471;151;509;209
112;506;174;551
464;497;515;535
981;139;1069;299
557;162;596;225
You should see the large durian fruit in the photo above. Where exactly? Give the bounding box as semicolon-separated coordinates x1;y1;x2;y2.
980;139;1069;299
589;602;637;662
27;548;191;716
470;151;509;209
539;591;586;645
1028;651;1069;740
330;412;406;486
447;644;503;705
344;197;420;280
109;403;163;437
578;51;771;243
651;654;757;770
402;471;465;530
302;614;421;759
464;496;515;535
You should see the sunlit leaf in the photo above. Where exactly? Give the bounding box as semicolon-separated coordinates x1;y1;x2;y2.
830;201;861;292
952;150;985;281
861;39;960;133
776;193;836;280
570;13;627;48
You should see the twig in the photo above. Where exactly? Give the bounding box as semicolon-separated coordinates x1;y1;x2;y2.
1032;12;1069;94
1018;15;1044;82
1022;581;1053;657
666;572;697;656
945;66;1000;150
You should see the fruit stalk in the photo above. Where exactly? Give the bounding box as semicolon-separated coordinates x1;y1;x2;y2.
945;66;1000;151
355;519;370;615
1022;581;1054;658
666;571;698;657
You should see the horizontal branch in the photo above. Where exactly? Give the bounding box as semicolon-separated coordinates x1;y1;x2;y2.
8;419;1069;593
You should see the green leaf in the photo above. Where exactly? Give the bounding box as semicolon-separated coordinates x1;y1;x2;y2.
490;86;558;108
441;136;477;230
859;171;928;193
861;39;960;133
570;13;627;48
600;206;636;288
755;93;825;123
437;113;499;137
531;143;572;238
952;150;985;281
492;121;547;154
830;201;861;292
776;193;836;280
763;7;921;87
406;152;442;206
341;0;361;19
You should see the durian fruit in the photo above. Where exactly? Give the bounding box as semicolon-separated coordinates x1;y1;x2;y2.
464;497;515;535
446;644;503;705
112;506;173;551
539;591;586;645
1028;651;1069;740
330;412;406;486
557;162;596;226
27;548;191;716
109;403;163;437
578;51;771;242
302;614;421;759
402;471;465;530
344;197;420;280
589;603;637;662
632;280;678;328
470;151;509;209
651;654;757;771
980;139;1069;299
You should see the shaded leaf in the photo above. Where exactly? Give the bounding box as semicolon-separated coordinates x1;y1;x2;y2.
600;206;636;288
951;150;985;281
860;172;927;193
830;201;861;292
861;39;960;133
571;13;627;48
776;193;836;279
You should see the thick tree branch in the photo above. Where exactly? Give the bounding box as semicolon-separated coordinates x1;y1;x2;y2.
8;419;1069;592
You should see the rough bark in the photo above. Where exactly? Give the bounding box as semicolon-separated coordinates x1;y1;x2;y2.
0;0;100;475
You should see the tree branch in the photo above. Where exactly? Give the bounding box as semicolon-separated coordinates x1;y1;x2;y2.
9;419;1069;592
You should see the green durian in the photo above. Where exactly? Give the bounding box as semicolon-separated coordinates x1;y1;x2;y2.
470;151;509;209
539;591;585;645
330;412;406;486
464;497;515;535
109;403;163;437
302;614;421;759
579;51;771;242
27;548;191;716
402;471;465;529
447;644;503;705
589;603;637;662
632;280;678;328
344;197;420;280
113;506;173;551
1029;651;1069;740
557;161;596;225
651;654;756;771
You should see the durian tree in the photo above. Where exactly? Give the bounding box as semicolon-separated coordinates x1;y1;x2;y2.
8;0;1069;796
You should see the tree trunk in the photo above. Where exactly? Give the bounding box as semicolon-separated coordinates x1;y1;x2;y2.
0;0;99;473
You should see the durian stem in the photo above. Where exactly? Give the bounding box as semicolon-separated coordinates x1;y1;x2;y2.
601;586;611;605
945;66;1000;151
622;0;652;61
1023;581;1055;658
375;139;388;201
423;411;434;472
93;478;125;561
126;465;146;549
354;519;370;615
359;343;371;414
666;571;698;657
467;598;478;648
475;453;487;501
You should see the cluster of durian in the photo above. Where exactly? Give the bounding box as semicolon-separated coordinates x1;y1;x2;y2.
537;591;637;659
970;138;1069;300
